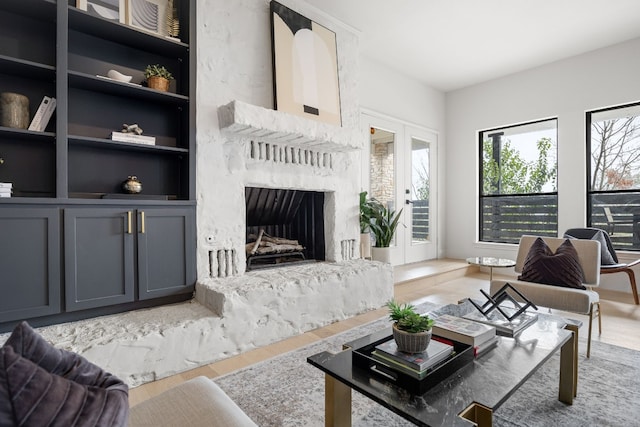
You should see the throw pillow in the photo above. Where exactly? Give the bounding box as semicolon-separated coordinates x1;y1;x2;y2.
563;230;617;265
518;237;586;290
0;322;129;426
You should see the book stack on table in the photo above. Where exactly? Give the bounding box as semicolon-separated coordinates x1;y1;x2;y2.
430;314;499;357
0;182;12;198
371;338;454;380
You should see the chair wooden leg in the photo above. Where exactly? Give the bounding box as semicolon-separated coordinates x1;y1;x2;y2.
586;301;602;359
623;268;640;305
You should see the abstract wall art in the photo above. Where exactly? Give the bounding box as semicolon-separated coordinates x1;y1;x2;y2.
77;0;125;23
270;1;342;126
126;0;168;36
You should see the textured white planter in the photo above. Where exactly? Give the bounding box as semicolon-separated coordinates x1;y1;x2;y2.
360;233;371;259
371;247;391;263
392;324;432;353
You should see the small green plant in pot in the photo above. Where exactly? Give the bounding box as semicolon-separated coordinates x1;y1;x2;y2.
144;64;174;92
387;300;434;353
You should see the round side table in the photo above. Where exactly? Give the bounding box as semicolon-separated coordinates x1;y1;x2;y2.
466;257;516;281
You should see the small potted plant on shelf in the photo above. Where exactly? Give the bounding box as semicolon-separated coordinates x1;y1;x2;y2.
387;300;434;353
144;64;174;92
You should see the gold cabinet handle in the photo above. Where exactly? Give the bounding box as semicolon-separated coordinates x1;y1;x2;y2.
140;211;145;234
127;211;132;234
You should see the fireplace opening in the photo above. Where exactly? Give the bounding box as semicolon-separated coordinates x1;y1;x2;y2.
245;187;325;270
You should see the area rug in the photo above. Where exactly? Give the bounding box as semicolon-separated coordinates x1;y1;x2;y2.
215;304;640;426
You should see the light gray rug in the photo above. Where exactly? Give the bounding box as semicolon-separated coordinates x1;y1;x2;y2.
215;306;640;426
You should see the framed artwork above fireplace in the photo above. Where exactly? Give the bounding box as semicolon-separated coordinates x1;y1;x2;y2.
270;1;342;126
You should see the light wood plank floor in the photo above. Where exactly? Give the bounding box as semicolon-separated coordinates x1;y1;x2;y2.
129;259;640;406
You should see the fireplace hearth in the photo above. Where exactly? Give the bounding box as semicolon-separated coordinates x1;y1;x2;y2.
245;187;325;270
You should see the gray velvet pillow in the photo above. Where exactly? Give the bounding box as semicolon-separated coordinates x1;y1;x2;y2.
0;321;129;427
518;237;586;290
564;230;617;265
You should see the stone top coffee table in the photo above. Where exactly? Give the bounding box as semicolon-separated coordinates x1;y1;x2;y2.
307;304;577;427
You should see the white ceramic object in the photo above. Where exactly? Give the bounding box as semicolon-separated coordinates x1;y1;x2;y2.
107;69;133;83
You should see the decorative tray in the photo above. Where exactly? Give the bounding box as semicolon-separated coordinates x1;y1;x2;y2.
352;334;474;395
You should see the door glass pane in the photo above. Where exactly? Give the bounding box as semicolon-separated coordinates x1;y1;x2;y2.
411;137;430;243
369;127;396;244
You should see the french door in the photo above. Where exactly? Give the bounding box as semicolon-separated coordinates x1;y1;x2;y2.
361;112;438;265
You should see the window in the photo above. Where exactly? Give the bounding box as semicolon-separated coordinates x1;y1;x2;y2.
479;119;558;243
587;102;640;250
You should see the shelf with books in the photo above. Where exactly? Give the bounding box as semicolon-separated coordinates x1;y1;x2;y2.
68;136;189;154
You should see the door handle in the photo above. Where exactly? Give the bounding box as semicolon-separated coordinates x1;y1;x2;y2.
405;199;414;205
127;211;132;234
140;211;145;234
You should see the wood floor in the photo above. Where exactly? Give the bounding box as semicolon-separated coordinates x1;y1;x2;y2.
129;259;640;406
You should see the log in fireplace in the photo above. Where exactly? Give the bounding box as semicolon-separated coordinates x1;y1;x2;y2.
245;187;325;270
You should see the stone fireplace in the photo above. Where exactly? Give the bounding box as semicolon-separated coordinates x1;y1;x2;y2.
245;186;326;270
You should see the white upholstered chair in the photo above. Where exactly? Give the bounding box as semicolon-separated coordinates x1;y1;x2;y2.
490;235;602;357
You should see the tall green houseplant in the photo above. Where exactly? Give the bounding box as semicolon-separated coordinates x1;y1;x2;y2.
370;202;403;248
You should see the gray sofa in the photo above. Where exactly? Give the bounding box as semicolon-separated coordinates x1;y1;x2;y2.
129;376;258;427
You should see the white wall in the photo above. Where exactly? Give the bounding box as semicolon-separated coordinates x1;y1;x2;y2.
445;37;640;292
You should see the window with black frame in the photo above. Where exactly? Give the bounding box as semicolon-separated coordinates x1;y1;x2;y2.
587;102;640;251
479;119;558;244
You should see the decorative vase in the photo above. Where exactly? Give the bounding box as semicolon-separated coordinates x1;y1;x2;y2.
0;92;29;129
147;76;170;92
392;324;432;353
371;246;391;263
360;233;371;259
122;176;142;194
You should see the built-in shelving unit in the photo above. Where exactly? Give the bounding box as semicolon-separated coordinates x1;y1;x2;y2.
0;0;196;331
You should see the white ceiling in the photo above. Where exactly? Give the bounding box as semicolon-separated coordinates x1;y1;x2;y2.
303;0;640;92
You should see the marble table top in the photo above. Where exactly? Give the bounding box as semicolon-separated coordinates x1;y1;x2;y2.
308;302;573;426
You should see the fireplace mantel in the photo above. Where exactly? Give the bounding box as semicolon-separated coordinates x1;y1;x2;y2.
217;100;362;152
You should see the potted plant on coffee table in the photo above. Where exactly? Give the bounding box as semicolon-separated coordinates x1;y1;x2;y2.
144;64;174;92
369;201;403;263
387;300;434;353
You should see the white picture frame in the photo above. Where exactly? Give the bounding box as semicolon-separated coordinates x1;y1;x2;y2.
76;0;126;24
126;0;169;36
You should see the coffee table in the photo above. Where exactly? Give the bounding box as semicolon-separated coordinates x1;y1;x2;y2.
308;304;578;427
466;257;516;281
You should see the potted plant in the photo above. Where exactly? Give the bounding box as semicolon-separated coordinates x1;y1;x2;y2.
387;300;434;353
359;191;378;259
144;64;174;92
369;200;403;263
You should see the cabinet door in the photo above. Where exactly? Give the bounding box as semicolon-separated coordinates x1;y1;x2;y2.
137;207;195;300
0;207;60;323
64;208;135;311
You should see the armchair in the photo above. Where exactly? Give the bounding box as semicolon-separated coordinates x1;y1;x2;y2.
490;235;602;357
564;227;640;305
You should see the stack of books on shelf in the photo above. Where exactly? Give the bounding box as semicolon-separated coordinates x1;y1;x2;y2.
430;313;499;357
0;182;12;198
371;338;454;380
28;96;56;132
110;132;156;146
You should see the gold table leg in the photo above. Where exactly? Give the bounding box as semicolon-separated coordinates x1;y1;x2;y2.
559;326;577;404
325;375;351;427
460;402;493;427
